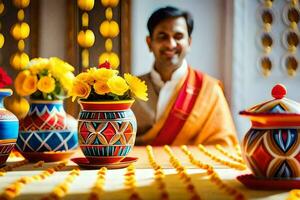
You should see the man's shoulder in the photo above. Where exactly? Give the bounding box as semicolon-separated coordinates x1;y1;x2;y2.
190;67;220;86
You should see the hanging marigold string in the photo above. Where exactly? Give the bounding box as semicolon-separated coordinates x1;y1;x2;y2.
0;0;5;49
99;0;120;69
77;0;95;68
10;0;30;70
4;0;31;120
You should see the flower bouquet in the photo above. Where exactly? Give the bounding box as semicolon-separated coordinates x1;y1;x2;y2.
71;61;148;102
0;67;19;166
71;61;148;164
15;57;78;162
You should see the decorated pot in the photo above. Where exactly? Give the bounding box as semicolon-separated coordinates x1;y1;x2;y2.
78;100;137;163
0;89;19;166
240;84;300;178
16;100;78;162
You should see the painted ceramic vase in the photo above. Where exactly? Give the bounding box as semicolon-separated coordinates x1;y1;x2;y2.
16;100;78;162
78;100;137;163
240;84;300;179
0;89;19;166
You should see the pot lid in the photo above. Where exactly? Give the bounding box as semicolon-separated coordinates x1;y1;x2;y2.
240;84;300;115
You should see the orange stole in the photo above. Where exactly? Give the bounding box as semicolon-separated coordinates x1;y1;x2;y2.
151;68;203;146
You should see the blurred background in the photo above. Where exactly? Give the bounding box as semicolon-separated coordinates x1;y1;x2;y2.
1;0;300;140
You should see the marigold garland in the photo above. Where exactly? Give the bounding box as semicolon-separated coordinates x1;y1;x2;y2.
215;144;245;164
0;159;28;177
89;167;107;200
41;168;80;200
163;145;201;200
198;144;247;171
0;161;67;200
124;164;142;200
146;145;169;200
287;189;300;200
180;145;246;200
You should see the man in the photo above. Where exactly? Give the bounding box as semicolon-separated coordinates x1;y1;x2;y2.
132;6;238;146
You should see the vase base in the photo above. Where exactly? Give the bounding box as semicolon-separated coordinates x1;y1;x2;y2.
71;156;138;169
20;150;77;162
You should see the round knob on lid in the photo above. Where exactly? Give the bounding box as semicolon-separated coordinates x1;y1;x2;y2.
271;84;287;99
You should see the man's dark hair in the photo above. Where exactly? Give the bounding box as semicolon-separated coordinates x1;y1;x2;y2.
147;6;194;38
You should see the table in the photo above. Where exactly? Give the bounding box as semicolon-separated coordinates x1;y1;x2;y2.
0;146;294;200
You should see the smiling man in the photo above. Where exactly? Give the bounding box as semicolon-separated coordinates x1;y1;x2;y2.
132;6;238;146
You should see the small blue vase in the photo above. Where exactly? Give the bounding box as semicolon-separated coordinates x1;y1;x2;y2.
0;89;19;166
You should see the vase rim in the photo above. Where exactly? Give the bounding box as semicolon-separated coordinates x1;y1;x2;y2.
29;99;64;104
0;89;13;96
78;99;135;104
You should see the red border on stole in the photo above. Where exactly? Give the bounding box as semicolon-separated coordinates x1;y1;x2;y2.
151;67;203;146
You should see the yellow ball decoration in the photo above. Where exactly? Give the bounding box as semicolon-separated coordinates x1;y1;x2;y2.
99;20;110;37
99;20;119;38
77;29;95;48
10;52;29;70
18;40;25;51
10;22;30;40
99;52;119;69
77;0;94;11
105;38;113;52
13;0;30;9
4;96;29;119
105;8;113;20
0;33;4;48
82;12;89;27
109;52;119;69
17;9;25;21
99;52;110;64
109;21;119;38
0;3;4;15
101;0;119;7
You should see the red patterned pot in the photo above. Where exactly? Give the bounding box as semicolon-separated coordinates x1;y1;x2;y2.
240;84;300;178
78;100;137;164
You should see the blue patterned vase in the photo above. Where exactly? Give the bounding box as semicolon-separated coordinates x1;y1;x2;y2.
78;100;137;163
0;89;19;166
16;100;78;162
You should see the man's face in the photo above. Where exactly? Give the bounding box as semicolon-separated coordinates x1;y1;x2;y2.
147;17;191;70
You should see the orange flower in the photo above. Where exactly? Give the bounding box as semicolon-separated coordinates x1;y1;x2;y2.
37;76;56;93
93;81;110;95
71;80;91;101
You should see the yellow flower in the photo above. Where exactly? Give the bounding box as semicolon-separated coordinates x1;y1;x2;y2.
107;76;129;96
124;73;148;101
15;70;30;96
94;81;110;95
28;58;49;74
48;57;74;81
37;76;56;93
76;72;94;85
60;71;75;91
93;68;118;82
71;80;91;101
23;75;38;95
